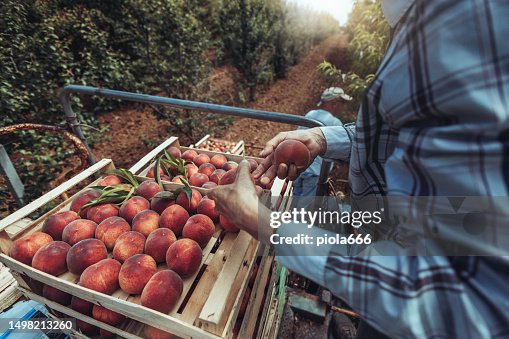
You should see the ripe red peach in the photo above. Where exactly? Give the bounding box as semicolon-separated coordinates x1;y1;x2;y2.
100;329;117;339
112;231;145;263
192;153;210;167
76;320;99;336
219;215;239;233
79;258;121;295
147;166;165;179
92;305;126;325
150;197;175;214
176;189;202;213
9;232;53;265
62;219;97;246
202;181;217;189
159;204;189;236
247;159;259;172
181;149;198;162
144;228;177;264
182;214;215;248
222;161;238;171
136;180;162;200
161;174;172;181
171;175;186;184
32;241;70;276
166;239;202;278
209;169;226;184
119;196;150;224
95;216;130;250
71;296;93;315
274;140;311;171
132;210;160;238
210;154;228;169
42;284;72;305
42;211;79;241
119;254;157;294
87;203;119;224
196;197;219;222
185;163;198;177
70;189;101;218
219;168;237;185
189;173;208;187
97;175;122;186
198;163;216;177
141;270;183;313
167;146;181;159
67;239;108;275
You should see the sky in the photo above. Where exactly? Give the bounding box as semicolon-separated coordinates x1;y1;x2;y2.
287;0;355;26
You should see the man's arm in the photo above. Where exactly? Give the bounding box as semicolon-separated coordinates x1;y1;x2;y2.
320;124;356;162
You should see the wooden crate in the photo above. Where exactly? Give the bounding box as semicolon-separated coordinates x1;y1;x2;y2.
191;135;244;155
0;137;291;338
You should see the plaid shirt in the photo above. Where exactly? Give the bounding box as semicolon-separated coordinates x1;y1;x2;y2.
278;0;509;338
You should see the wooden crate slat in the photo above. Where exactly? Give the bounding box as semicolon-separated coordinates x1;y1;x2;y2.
19;287;142;339
197;231;256;335
0;159;113;231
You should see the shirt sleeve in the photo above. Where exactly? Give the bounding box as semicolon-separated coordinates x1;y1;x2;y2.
320;125;356;162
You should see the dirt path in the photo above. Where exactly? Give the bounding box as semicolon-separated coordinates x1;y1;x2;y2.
92;34;350;167
221;34;350;153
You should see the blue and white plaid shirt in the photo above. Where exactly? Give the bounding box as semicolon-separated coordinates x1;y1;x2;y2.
278;1;509;337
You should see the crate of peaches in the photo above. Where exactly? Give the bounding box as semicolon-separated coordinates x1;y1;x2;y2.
0;143;289;338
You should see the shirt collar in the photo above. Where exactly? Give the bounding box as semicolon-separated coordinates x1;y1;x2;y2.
381;0;416;27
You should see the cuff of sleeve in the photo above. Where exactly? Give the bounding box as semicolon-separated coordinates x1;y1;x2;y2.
320;126;352;162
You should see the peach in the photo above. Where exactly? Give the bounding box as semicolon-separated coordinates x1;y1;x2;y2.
87;203;119;224
247;158;259;172
119;196;150;224
79;258;121;295
166;239;202;278
42;284;72;305
181;149;198;162
145;228;177;264
161;174;172;181
192;153;210;167
274;140;310;170
150;197;175;214
198;163;216;177
92;305;125;325
185;163;198;177
159;204;189;236
220;215;239;233
97;175;122;186
196;197;219;222
132;210;160;238
113;231;145;263
167;146;181;159
144;325;174;339
222;161;238;171
189;173;208;187
219;168;237;185
32;241;70;276
210;154;227;169
141;270;183;313
119;254;157;294
171;175;186;184
71;296;93;315
95;216;130;250
9;232;53;265
147;166;165;179
209;169;226;184
42;210;79;241
100;329;117;339
70;189;101;218
67;239;108;275
176;189;202;213
182;214;215;248
202;181;217;189
62;219;97;246
77;320;99;335
136;180;162;200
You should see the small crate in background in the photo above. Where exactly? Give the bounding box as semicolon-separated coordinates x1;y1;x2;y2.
0;136;292;338
191;135;244;155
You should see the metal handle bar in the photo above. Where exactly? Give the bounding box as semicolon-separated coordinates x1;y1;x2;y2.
60;85;332;196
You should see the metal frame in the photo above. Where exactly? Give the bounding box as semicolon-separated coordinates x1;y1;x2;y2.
60;85;332;196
